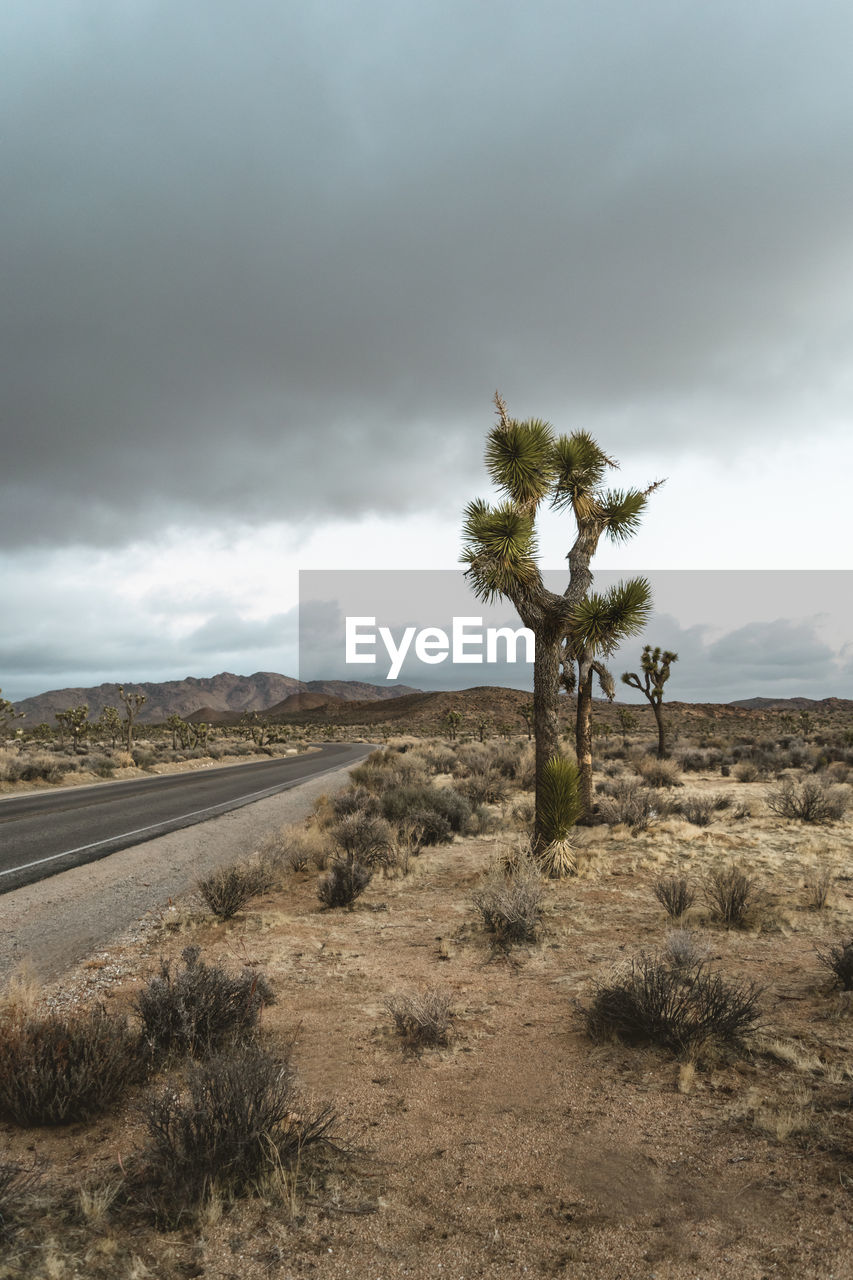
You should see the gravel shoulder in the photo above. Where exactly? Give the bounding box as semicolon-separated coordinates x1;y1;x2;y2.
0;758;359;986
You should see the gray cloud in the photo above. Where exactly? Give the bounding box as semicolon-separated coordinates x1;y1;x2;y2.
4;1;853;549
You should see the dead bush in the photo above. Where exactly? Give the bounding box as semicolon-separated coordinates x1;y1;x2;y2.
805;869;833;910
0;1005;142;1125
139;1046;337;1218
317;859;372;909
471;861;544;947
330;811;397;867
459;767;508;806
815;939;853;990
653;875;695;920
135;946;274;1063
633;755;682;788
586;953;761;1053
596;782;661;832
0;1161;40;1237
662;930;710;972
703;864;762;928
766;778;849;823
385;988;455;1049
197;860;274;920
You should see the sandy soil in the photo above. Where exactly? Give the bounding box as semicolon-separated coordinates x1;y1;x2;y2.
2;755;852;1279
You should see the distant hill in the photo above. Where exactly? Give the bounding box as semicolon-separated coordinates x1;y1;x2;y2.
11;673;420;727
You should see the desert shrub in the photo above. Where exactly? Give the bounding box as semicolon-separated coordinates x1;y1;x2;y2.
459;766;508;806
586;953;761;1052
332;786;380;819
0;1160;40;1236
385;988;455;1049
0;1005;142;1125
135;946;274;1062
399;807;453;850
511;798;535;828
733;761;758;783
804;869;833;909
380;783;471;833
766;778;849;823
90;754;117;777
596;781;661;832
466;803;501;835
653;876;695;920
317;859;372;909
330;812;396;867
514;742;536;790
18;758;65;784
824;760;850;785
680;751;706;773
703;864;761;927
815;939;853;990
633;755;682;788
662;929;710;972
197;860;274;920
472;861;544;947
131;748;156;768
672;795;716;826
140;1046;336;1217
419;744;457;775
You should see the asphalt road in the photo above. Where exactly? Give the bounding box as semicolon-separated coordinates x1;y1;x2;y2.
0;744;372;894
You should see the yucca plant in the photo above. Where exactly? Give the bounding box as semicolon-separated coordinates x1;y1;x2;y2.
537;755;581;876
462;394;661;832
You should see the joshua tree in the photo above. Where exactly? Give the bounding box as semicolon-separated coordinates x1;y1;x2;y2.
444;709;462;741
55;704;90;754
98;705;122;749
462;394;659;835
616;706;638;746
621;645;678;758
0;689;23;735
521;701;534;740
166;713;187;750
118;686;146;753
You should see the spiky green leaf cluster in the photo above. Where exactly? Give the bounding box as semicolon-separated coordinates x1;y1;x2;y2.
569;578;652;655
485;418;556;510
461;499;541;603
551;432;615;517
599;488;651;543
539;754;582;843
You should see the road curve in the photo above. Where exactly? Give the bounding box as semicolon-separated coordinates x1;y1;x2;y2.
0;744;372;894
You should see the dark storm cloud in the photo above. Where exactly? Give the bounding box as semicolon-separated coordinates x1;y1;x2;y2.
4;1;853;549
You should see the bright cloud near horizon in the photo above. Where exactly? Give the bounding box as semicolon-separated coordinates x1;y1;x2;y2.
2;1;852;704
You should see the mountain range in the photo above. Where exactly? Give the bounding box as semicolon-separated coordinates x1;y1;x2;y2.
11;672;420;727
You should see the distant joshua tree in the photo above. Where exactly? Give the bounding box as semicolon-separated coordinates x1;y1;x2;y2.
444;709;462;742
55;704;90;754
521;701;534;741
621;646;678;758
98;705;122;749
118;686;147;753
616;706;638;746
0;689;23;735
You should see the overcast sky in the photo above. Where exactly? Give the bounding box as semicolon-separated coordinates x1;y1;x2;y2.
3;1;852;703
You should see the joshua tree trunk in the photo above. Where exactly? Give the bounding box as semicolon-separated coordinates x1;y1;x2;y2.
652;701;666;758
575;661;595;824
533;628;562;853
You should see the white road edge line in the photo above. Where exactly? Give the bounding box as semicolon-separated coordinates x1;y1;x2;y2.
2;778;306;877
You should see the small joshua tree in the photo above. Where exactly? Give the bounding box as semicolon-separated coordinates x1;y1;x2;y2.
118;686;146;752
98;705;122;749
0;690;23;736
621;645;678;759
521;702;534;741
616;706;637;746
55;705;90;754
444;709;462;742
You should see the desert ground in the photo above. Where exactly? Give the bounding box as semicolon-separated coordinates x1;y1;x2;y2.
0;717;851;1279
